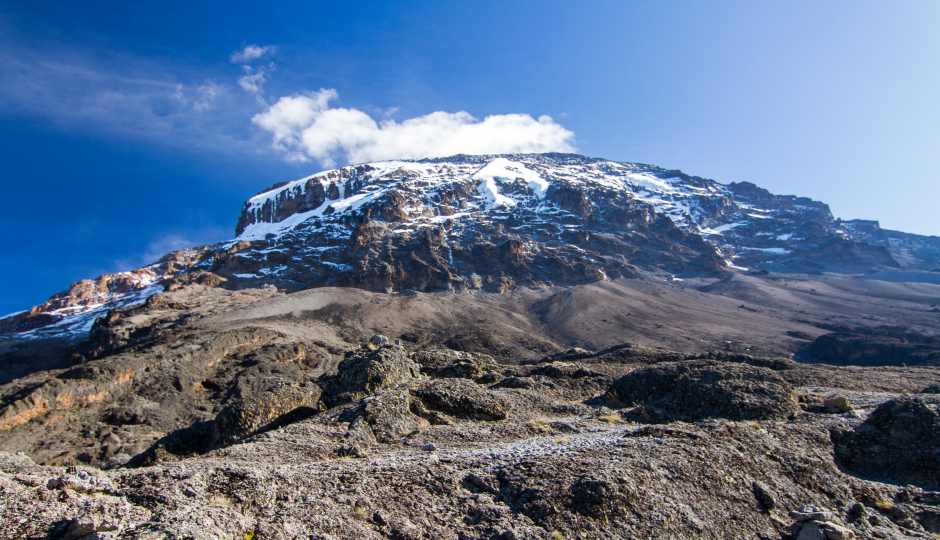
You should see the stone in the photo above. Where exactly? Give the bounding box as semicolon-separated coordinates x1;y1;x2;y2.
422;443;437;452
796;522;826;540
819;521;855;539
324;344;421;406
752;480;776;510
846;502;866;522
823;396;853;412
606;361;797;421
211;381;321;447
411;378;506;421
412;348;496;379
362;389;429;443
790;505;833;522
368;335;389;350
834;394;940;487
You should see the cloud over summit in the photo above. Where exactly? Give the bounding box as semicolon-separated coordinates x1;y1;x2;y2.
252;89;576;167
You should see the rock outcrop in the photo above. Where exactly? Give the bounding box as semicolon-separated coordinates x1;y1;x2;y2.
4;344;940;539
604;361;798;421
834;394;940;488
322;340;422;406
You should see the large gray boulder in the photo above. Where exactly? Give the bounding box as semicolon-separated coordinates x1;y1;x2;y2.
605;361;796;421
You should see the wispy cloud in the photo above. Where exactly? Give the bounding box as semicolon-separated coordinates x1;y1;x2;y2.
231;45;277;104
230;44;277;64
253;89;577;167
0;28;265;154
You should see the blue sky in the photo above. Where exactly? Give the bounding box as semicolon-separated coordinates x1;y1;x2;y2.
1;1;939;315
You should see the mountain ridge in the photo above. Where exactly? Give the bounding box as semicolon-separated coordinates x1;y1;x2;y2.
2;152;938;342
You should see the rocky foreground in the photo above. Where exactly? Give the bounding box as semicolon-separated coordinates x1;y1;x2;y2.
2;334;940;539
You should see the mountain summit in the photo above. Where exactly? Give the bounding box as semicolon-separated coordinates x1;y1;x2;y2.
2;153;938;341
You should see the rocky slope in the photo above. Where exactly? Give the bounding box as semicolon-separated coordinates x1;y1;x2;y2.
3;336;940;539
3;153;938;343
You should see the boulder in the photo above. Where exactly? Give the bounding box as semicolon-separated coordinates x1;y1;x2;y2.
361;389;429;443
211;380;321;447
368;334;389;350
323;344;421;406
412;378;506;421
412;348;496;379
834;394;940;487
605;361;797;421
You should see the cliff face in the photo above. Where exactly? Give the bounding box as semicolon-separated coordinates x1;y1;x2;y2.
3;153;934;342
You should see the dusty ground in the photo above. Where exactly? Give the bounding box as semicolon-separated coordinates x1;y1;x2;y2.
187;271;940;361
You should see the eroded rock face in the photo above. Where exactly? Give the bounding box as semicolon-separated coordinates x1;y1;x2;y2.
835;395;940;488
605;361;797;421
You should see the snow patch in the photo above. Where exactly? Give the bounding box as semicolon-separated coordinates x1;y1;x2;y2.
472;158;549;210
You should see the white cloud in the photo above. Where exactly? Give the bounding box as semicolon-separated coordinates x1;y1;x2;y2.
231;46;277;102
229;44;276;64
253;89;577;167
238;66;266;96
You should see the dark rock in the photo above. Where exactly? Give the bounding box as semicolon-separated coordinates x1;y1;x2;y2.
846;502;866;522
323;344;420;406
411;378;506;421
752;480;776;510
605;361;797;421
210;380;321;448
834;394;940;488
798;328;940;367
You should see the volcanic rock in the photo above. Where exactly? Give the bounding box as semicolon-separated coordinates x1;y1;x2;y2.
834;394;940;488
210;380;322;448
323;343;421;406
604;361;797;421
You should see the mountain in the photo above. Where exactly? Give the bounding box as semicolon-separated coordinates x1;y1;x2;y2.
3;154;940;539
3;153;938;343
